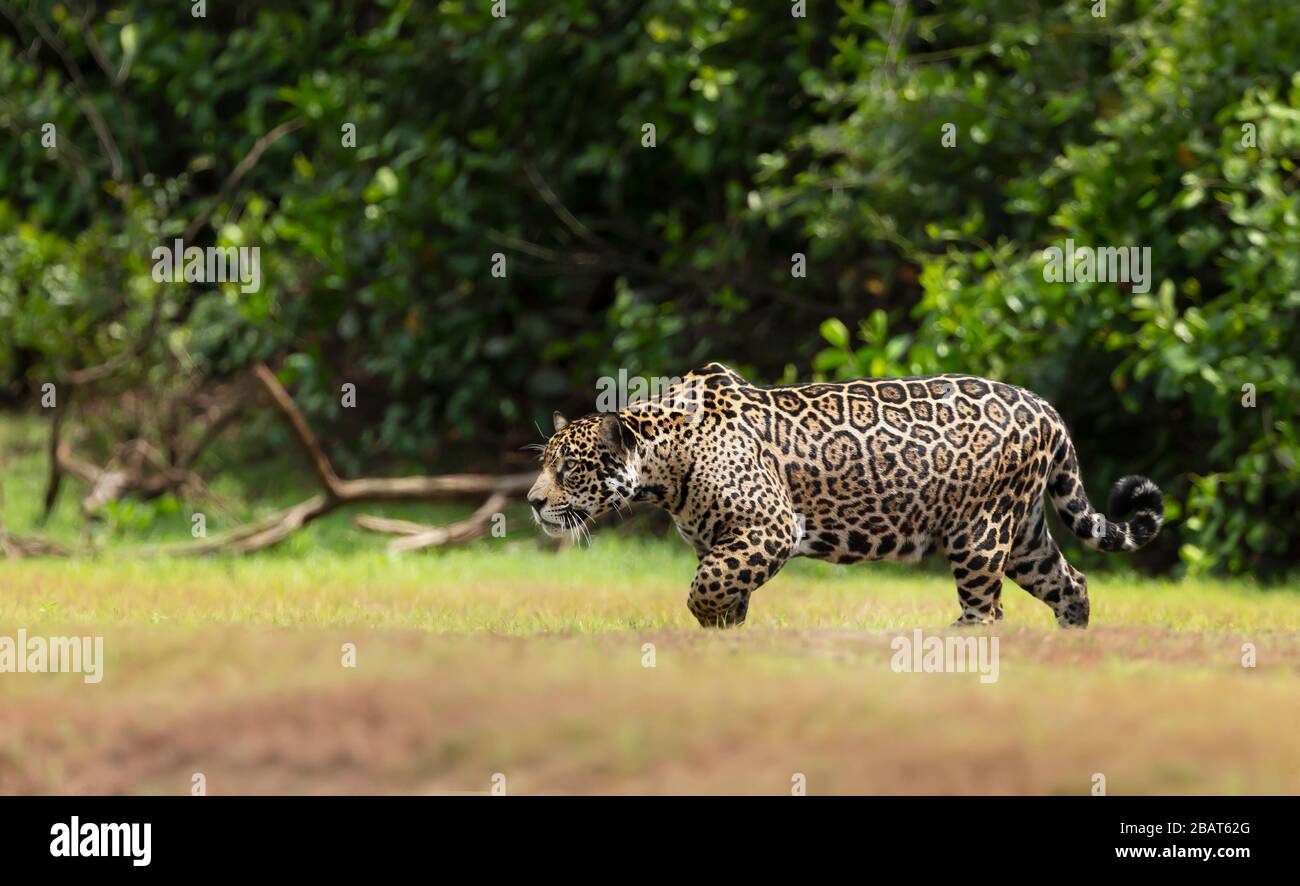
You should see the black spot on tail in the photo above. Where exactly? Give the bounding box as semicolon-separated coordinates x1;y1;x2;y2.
1107;474;1165;548
1109;474;1162;516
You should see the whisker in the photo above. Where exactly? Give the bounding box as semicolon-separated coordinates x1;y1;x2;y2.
611;490;633;521
567;508;593;548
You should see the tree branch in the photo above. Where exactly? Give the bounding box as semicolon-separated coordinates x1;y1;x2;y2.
355;492;511;553
143;364;532;556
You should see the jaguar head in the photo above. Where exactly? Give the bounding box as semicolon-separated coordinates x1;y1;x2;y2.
528;411;639;538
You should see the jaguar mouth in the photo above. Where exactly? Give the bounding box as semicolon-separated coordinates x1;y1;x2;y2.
536;517;567;538
534;507;590;537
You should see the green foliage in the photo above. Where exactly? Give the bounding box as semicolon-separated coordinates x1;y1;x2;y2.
0;0;1296;574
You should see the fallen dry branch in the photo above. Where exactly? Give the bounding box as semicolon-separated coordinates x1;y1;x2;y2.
42;373;248;520
0;527;69;559
55;437;213;514
0;478;69;558
145;363;534;556
354;492;511;553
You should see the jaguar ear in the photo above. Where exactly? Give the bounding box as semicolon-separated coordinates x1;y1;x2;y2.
552;411;568;432
600;413;636;456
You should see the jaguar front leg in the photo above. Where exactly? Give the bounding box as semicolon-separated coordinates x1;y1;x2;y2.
687;525;795;628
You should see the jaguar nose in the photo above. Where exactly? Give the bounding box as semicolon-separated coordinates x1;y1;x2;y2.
527;494;546;514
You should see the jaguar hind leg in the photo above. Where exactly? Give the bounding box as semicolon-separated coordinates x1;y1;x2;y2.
944;523;1012;627
1006;498;1090;628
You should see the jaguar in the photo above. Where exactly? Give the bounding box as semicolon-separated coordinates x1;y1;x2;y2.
527;362;1164;628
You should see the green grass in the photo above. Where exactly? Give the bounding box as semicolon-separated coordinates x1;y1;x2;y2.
3;414;1300;794
5;538;1300;634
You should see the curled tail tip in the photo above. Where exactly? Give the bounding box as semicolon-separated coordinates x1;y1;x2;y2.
1109;474;1164;518
1108;474;1165;550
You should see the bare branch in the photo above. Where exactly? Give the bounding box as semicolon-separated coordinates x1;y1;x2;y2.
523;160;597;242
355;492;511;553
251;363;341;495
185;118;304;241
139;364;531;556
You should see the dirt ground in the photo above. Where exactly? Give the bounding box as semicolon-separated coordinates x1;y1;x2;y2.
5;624;1298;794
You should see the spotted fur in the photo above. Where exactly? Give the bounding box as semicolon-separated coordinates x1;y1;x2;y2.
528;363;1164;628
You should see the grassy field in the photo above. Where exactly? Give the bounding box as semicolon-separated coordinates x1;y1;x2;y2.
2;417;1299;794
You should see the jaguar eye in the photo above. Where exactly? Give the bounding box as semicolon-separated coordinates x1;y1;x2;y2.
555;462;570;485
